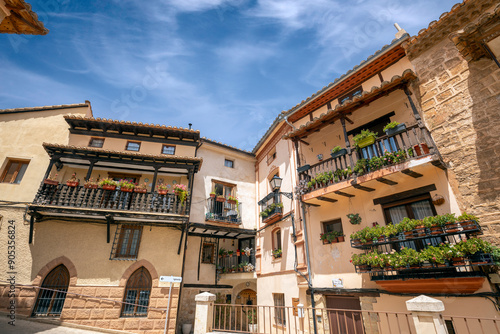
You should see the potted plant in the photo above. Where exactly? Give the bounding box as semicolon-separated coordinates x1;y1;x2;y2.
440;213;459;233
227;195;238;205
99;178;118;191
347;213;361;225
66;173;79;187
457;212;478;231
317;154;323;161
209;191;216;198
272;248;282;259
247;308;257;332
157;183;168;195
227;250;234;257
216;195;226;203
243;247;252;256
134;182;148;193
84;178;98;189
351;253;370;272
44;172;59;186
244;263;255;272
236;249;241;256
337;234;345;243
352;130;377;149
353;159;368;175
119;179;135;192
320;231;338;244
174;184;188;203
331;146;347;159
383;121;406;136
218;248;226;258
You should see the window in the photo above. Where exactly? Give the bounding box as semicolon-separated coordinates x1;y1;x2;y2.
338;86;362;105
32;265;69;316
201;243;215;264
1;159;29;184
162;145;175;155
126;141;141;152
273;293;286;326
272;228;282;253
224;159;234;168
115;225;143;259
267;147;276;165
322;219;343;235
88;137;105;148
121;267;151;317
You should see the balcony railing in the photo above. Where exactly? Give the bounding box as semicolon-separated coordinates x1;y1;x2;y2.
205;197;241;224
32;183;190;216
218;251;255;274
298;124;435;193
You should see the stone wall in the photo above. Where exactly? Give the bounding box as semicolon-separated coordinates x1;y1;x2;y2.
0;283;178;334
409;38;500;244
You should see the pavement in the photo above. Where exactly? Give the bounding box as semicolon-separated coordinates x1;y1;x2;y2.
0;317;110;334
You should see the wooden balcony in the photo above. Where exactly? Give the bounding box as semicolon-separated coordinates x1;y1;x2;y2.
298;125;443;203
205;197;241;224
30;183;190;221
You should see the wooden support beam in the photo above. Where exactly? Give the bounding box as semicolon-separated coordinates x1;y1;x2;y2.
29;214;35;244
298;139;309;146
197;237;203;281
106;215;113;243
376;177;398;186
344;116;354;124
334;191;355;198
177;224;186;255
402;169;423;178
304;202;321;207
431;160;447;170
352;184;375;192
317;196;338;203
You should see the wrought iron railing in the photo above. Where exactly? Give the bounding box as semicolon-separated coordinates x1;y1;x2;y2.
32;183;190;216
298;124;435;193
205;197;241;224
218;250;255;274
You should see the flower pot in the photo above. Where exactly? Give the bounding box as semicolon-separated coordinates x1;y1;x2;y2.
330;148;347;159
134;188;147;193
337;235;345;242
66;181;79;187
248;324;258;333
445;222;460;233
210;193;216;198
121;188;133;192
227;199;236;205
236;251;240;256
158;190;168;195
216;197;226;203
413;143;430;156
351;239;362;247
459;220;477;231
317;154;323;161
385;123;406;136
182;323;192;334
102;185;116;191
44;179;59;186
357;265;371;273
430;225;443;235
403;231;414;239
357;135;376;148
452;257;466;266
414;226;426;237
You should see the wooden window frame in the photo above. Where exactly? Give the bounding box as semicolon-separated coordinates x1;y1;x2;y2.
161;145;176;155
381;194;437;225
125;141;141;152
32;265;69;317
201;243;216;264
0;158;29;184
322;219;344;234
224;159;234;168
121;267;151;317
273;293;286;326
267;147;277;165
272;227;282;252
88;137;105;148
115;225;143;259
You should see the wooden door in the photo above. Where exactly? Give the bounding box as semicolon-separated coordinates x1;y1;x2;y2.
326;296;364;334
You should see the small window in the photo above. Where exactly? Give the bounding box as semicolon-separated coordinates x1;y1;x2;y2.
162;145;175;155
273;293;286;326
224;159;234;168
1;159;29;184
201;243;215;264
121;267;151;317
267;147;276;165
272;228;282;256
338;86;363;105
126;141;141;152
88;137;105;148
32;265;69;316
322;219;344;235
114;225;143;259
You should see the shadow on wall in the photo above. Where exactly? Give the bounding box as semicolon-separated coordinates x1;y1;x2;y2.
468;58;500;210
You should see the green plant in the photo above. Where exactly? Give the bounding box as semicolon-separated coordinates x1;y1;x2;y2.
118;179;135;189
174;184;189;202
350;226;372;243
347;213;361;225
320;230;339;242
272;248;282;258
383;121;400;132
352;129;377;147
421;246;447;264
219;248;226;257
382;224;398;238
456;238;493;255
98;178;118;187
368;156;384;170
353;159;368;175
331;146;342;154
457;212;479;223
158;183;169;191
247;308;257;324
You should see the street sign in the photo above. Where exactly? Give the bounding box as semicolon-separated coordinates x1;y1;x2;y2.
160;276;182;283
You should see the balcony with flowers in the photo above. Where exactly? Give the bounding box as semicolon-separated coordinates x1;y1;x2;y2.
349;212;499;293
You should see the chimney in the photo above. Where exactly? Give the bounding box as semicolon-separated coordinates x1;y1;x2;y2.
188;123;192;130
394;23;407;39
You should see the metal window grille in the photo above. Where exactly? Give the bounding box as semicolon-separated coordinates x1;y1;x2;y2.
202;243;215;264
32;265;69;317
273;293;286;326
121;267;151;317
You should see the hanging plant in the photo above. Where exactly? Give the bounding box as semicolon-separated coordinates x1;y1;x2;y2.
347;213;362;225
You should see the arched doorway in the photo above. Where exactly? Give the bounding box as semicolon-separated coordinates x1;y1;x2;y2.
32;264;69;316
237;288;257;305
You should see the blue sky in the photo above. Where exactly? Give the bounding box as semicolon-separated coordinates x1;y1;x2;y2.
1;0;459;151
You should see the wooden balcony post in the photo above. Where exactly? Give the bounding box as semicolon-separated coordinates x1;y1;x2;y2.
43;158;56;180
151;166;159;192
341;117;354;167
85;160;96;181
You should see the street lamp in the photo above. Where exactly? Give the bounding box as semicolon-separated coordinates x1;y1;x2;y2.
270;175;283;192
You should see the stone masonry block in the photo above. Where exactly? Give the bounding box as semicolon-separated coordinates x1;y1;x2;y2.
436;89;453;102
75;309;91;319
104;308;121;319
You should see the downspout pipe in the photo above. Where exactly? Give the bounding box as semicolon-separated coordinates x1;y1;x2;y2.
292;139;318;334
